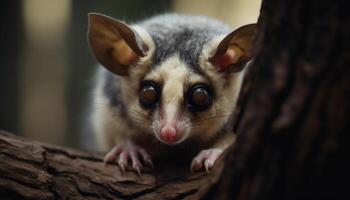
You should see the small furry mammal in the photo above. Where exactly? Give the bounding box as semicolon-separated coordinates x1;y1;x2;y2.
88;13;256;174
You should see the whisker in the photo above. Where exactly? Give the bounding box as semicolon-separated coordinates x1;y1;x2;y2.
185;114;233;126
152;111;161;122
128;110;147;119
126;106;155;128
127;107;148;118
127;113;150;123
127;115;149;123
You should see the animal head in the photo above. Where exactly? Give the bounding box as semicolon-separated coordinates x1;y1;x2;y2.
88;13;257;145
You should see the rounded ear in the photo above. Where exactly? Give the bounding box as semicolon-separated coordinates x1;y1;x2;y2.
88;13;148;76
209;24;257;73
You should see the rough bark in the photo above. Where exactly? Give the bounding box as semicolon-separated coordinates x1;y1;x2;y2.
200;0;349;199
0;130;209;200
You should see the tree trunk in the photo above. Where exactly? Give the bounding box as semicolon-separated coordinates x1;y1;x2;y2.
0;0;348;199
200;0;349;199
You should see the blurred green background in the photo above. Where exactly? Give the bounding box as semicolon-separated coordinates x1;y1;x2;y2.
0;0;260;150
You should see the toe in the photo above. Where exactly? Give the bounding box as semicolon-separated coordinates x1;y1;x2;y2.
118;152;128;173
204;149;223;173
191;161;202;172
119;162;126;174
139;148;154;169
104;146;121;163
191;155;207;172
204;159;214;173
191;148;223;173
129;151;143;174
135;165;141;176
104;141;154;175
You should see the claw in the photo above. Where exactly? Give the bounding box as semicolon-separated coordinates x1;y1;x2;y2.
191;148;223;173
204;160;212;173
104;146;120;163
135;165;141;176
190;162;201;173
145;159;154;169
119;163;126;174
190;156;203;173
139;149;153;169
104;141;153;175
118;152;128;174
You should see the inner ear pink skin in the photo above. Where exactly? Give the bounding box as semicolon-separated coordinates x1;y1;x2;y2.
211;49;238;71
160;123;178;143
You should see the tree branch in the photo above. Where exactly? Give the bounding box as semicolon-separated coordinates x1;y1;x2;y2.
0;130;214;200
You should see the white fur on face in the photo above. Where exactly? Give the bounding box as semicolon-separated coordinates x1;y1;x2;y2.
116;27;157;135
140;41;246;144
92;17;246;152
96;33;246;147
188;36;246;142
145;55;203;144
121;26;156;102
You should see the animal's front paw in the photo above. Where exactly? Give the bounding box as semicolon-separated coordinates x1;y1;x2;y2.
104;140;153;175
191;148;223;173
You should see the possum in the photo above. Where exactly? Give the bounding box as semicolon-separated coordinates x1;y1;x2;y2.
88;13;256;174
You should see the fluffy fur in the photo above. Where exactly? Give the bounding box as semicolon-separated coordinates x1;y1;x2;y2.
91;13;249;161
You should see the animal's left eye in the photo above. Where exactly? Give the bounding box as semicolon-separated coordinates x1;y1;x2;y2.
187;84;213;111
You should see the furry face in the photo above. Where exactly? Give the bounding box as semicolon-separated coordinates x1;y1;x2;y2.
89;13;256;147
122;52;244;145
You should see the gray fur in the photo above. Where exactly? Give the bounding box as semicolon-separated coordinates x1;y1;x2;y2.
103;72;122;107
102;14;232;106
91;13;244;161
138;14;231;72
97;68;138;131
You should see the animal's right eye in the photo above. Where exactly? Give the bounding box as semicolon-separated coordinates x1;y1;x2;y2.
139;81;159;108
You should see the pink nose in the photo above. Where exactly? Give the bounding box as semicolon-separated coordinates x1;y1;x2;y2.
160;124;177;143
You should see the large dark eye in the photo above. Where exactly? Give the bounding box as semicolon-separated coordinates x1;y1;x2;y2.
187;84;213;111
139;81;159;108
